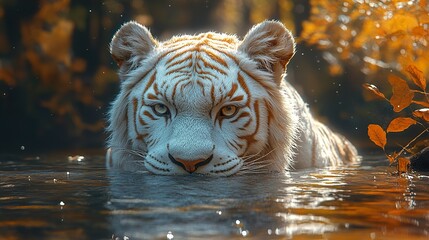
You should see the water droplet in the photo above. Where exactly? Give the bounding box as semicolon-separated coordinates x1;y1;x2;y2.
166;231;174;239
241;230;249;237
68;155;85;162
267;229;272;235
59;201;65;206
20;146;25;151
235;220;241;225
216;210;222;215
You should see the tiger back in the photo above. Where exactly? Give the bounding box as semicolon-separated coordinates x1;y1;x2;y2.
106;20;359;176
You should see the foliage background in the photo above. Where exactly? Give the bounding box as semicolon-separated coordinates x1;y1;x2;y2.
0;0;427;153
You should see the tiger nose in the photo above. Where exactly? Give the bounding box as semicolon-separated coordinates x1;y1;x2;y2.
168;154;213;173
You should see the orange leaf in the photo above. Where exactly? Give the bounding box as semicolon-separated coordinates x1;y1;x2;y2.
362;83;386;100
388;75;414;112
397;157;410;173
387;152;398;163
420;0;428;9
412;100;429;108
405;65;426;91
387;117;417;133
413;108;429;122
368;124;387;149
411;26;428;38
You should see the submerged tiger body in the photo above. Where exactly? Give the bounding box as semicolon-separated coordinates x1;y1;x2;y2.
106;20;359;176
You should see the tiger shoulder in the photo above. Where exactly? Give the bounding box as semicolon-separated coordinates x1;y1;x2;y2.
106;20;360;176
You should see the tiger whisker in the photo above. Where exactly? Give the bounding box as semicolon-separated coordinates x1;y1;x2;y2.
110;146;147;159
241;148;276;165
242;148;276;162
241;150;263;159
237;148;277;175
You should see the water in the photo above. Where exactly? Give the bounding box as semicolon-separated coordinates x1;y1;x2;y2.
1;151;429;240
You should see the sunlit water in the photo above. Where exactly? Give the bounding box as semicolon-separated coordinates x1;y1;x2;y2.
1;151;429;240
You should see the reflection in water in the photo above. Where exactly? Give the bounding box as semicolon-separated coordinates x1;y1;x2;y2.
1;153;429;239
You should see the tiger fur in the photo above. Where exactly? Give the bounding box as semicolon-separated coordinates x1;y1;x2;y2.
106;20;359;176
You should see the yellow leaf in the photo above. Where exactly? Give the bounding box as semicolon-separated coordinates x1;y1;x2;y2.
405;65;426;91
387;117;417;133
388;75;414;112
384;13;419;34
368;124;387;150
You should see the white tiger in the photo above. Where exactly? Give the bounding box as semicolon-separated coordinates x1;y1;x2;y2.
106;20;359;176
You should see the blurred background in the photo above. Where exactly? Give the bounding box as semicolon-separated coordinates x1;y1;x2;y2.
0;0;428;153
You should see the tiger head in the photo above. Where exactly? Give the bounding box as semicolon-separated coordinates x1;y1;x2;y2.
107;20;298;176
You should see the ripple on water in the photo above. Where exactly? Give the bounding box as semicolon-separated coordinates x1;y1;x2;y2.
0;153;429;239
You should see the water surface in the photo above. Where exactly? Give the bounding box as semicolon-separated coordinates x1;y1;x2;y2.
1;151;428;239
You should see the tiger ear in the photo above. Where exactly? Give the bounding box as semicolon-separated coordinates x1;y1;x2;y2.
110;21;158;75
238;20;295;80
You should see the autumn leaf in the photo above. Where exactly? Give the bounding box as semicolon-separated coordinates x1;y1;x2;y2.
420;0;427;8
388;75;414;112
387;117;417;133
411;26;428;38
413;108;429;122
362;83;387;100
412;100;429;108
397;157;410;173
387;152;398;163
368;124;387;150
405;65;426;91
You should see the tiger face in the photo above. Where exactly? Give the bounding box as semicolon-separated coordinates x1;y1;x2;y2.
107;21;297;176
129;68;270;175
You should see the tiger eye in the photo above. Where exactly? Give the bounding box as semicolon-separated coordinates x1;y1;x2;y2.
153;104;169;116
220;105;238;118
